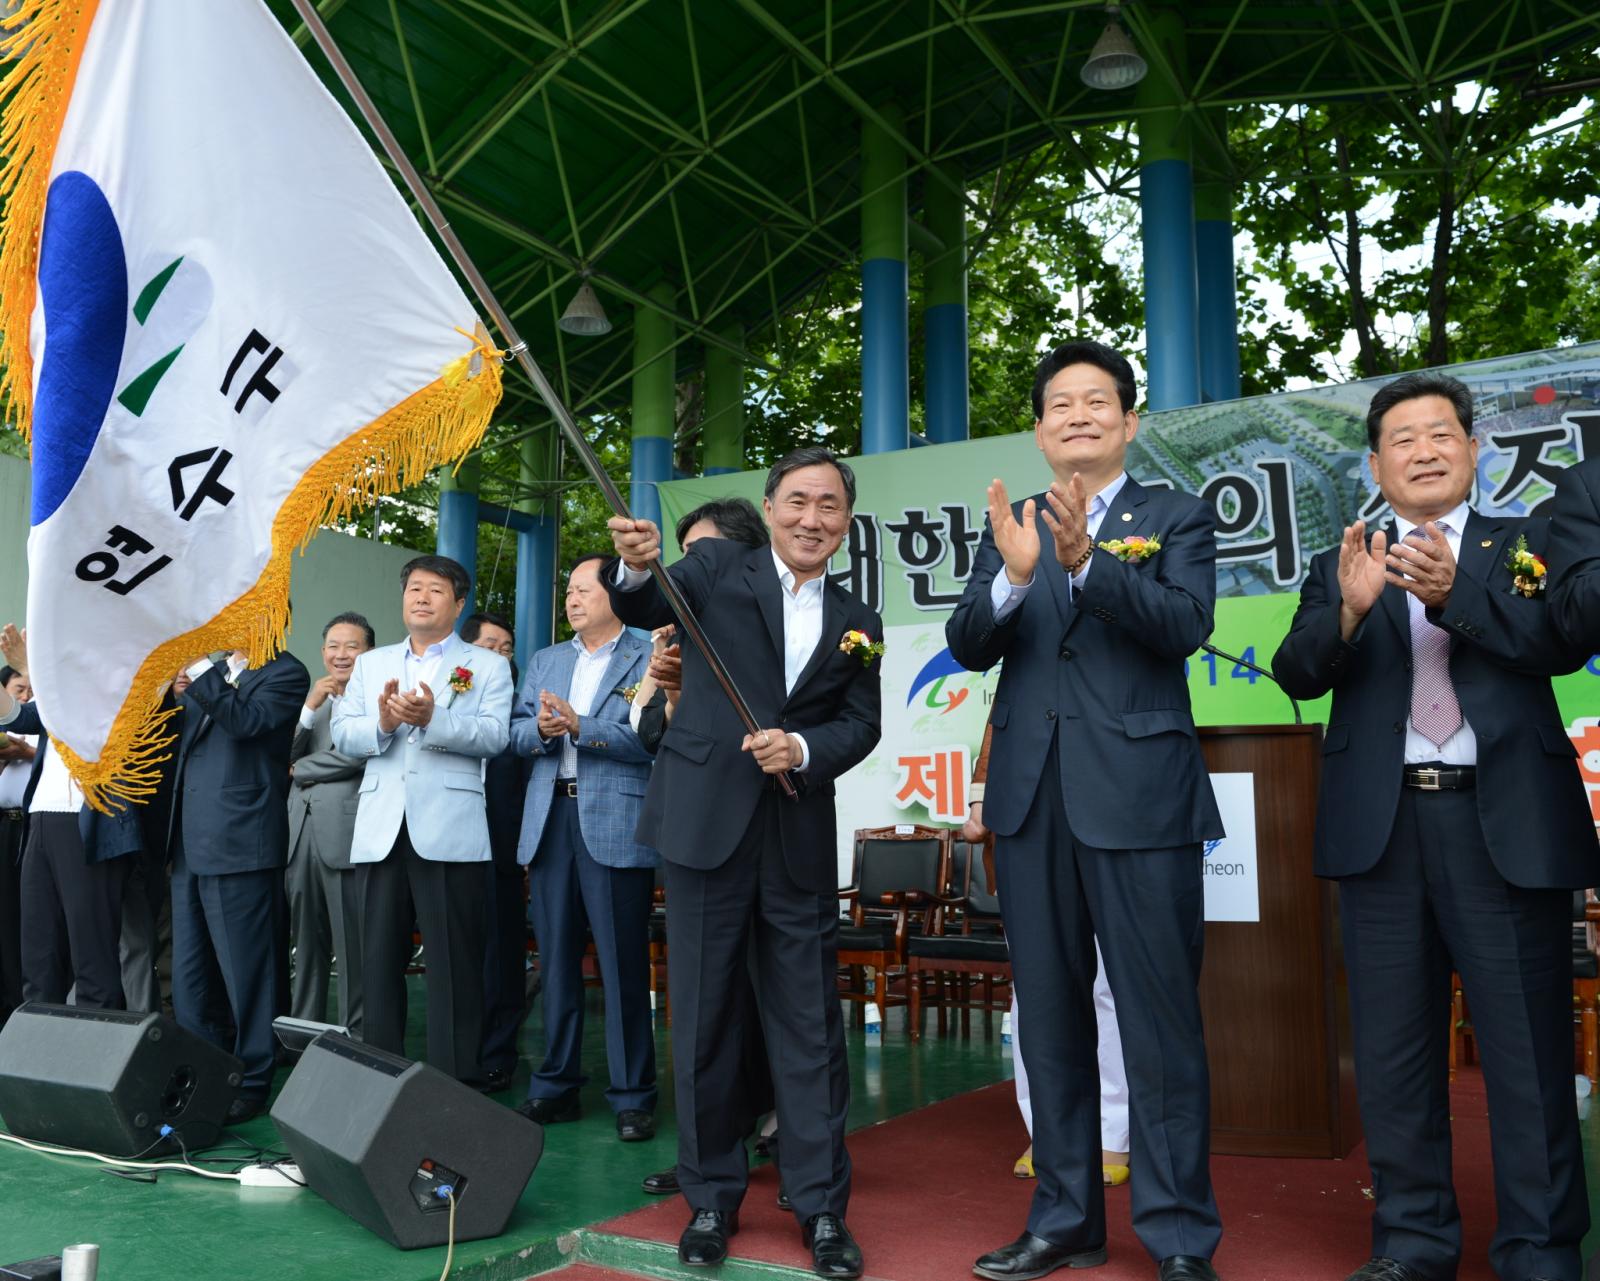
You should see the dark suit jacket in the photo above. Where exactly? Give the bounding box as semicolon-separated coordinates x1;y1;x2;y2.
3;701;143;864
1548;457;1600;651
288;699;364;870
1272;511;1597;888
604;539;882;894
171;652;310;876
485;748;531;868
946;477;1224;849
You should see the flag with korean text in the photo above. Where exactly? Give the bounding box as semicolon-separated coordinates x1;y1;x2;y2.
0;0;503;807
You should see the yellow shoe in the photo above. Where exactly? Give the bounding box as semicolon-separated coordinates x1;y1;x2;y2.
1013;1145;1034;1179
1103;1163;1130;1187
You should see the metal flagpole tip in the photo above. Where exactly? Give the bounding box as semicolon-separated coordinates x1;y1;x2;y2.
558;281;611;336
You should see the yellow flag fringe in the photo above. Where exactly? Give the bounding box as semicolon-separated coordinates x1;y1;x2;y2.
0;0;100;441
55;338;504;812
0;1;507;809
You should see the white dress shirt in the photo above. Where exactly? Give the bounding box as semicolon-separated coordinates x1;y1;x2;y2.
402;640;448;694
559;630;621;778
29;742;82;814
0;732;33;810
616;549;815;770
1394;500;1476;766
990;471;1130;621
0;687;80;814
186;653;250;685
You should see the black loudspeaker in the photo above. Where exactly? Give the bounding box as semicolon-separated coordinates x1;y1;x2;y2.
270;1033;542;1249
0;1003;242;1156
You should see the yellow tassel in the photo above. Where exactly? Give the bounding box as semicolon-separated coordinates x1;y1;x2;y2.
0;2;507;809
54;341;504;812
0;0;101;445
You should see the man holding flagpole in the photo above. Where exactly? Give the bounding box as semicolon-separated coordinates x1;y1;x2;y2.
169;641;309;1123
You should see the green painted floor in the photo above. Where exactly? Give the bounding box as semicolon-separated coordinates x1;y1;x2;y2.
0;985;1016;1280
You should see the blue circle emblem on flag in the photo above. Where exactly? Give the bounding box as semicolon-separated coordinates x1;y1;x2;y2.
32;171;129;525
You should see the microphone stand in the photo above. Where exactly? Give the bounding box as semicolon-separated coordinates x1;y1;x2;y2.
1200;642;1302;726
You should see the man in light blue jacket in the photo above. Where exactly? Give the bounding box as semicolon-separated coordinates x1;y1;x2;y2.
333;555;511;1082
511;553;660;1140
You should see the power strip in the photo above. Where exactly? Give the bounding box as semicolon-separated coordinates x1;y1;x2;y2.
239;1163;304;1189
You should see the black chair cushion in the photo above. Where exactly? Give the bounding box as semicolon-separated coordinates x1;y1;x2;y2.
857;838;945;901
908;934;1010;963
837;923;896;952
1576;952;1598;980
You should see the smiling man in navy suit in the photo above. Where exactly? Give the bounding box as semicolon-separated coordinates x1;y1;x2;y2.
948;341;1224;1281
606;448;881;1279
1273;372;1597;1281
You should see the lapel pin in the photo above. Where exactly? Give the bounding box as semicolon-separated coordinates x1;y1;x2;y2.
1120;512;1133;522
1480;539;1492;547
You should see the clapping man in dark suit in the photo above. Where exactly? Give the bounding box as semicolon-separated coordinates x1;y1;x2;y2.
461;610;532;1094
1547;456;1600;652
171;640;310;1122
948;341;1224;1281
287;611;374;1035
1272;372;1598;1281
0;625;144;1013
606;448;882;1279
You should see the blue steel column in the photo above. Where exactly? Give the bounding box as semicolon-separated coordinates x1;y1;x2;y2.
702;323;746;476
1195;112;1241;403
923;162;969;444
514;429;557;672
631;282;676;526
1136;8;1200;411
861;105;909;454
436;455;480;614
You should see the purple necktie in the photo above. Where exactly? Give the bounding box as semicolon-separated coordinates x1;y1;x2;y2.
1406;524;1461;747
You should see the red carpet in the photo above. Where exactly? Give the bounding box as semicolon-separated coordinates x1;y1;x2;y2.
596;1071;1502;1281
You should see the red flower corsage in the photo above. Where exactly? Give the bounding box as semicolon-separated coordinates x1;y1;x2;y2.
447;666;474;694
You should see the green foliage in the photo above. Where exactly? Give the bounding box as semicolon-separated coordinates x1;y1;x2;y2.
1231;60;1600;380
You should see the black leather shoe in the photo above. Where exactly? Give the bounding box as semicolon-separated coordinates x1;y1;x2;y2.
803;1214;863;1279
973;1232;1108;1279
478;1065;515;1094
616;1109;656;1142
1158;1258;1220;1281
777;1184;791;1211
1343;1261;1425;1281
224;1094;268;1126
642;1167;679;1194
515;1093;580;1125
679;1209;738;1266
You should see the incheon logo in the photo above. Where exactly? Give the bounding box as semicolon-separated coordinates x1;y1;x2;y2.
33;171;212;525
906;647;979;715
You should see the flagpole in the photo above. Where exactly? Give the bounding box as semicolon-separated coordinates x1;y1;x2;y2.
288;0;796;798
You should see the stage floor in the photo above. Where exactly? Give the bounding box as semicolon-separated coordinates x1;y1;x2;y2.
0;982;1012;1280
3;985;1599;1280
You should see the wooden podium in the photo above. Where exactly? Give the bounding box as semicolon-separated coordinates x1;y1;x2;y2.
1198;724;1360;1159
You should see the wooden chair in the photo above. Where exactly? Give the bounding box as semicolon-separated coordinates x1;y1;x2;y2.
836;825;956;1028
906;835;1013;1040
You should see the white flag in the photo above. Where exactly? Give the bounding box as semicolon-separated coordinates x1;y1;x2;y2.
0;0;503;807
